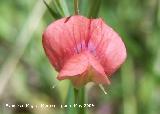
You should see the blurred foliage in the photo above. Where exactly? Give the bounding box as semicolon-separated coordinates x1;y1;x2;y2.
0;0;160;114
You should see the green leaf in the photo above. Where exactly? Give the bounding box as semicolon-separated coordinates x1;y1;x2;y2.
59;0;70;16
43;0;62;19
52;0;64;16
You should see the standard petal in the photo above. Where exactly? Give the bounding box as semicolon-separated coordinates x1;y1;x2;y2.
42;16;90;71
88;18;127;76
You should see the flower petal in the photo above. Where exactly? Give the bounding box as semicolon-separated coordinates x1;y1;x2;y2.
86;52;110;85
42;16;90;71
88;18;127;76
57;52;88;79
57;51;110;87
42;15;127;87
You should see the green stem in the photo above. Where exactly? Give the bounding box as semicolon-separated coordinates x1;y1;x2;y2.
74;88;79;114
74;88;86;114
79;88;86;114
74;0;79;15
74;88;79;104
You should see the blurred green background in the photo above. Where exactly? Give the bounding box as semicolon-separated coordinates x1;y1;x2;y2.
0;0;160;114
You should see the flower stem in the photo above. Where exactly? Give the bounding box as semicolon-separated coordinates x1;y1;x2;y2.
74;0;79;15
74;88;86;114
78;88;86;114
74;88;79;104
74;88;79;114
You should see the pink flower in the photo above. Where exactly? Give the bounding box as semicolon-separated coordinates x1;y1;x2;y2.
42;15;127;88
